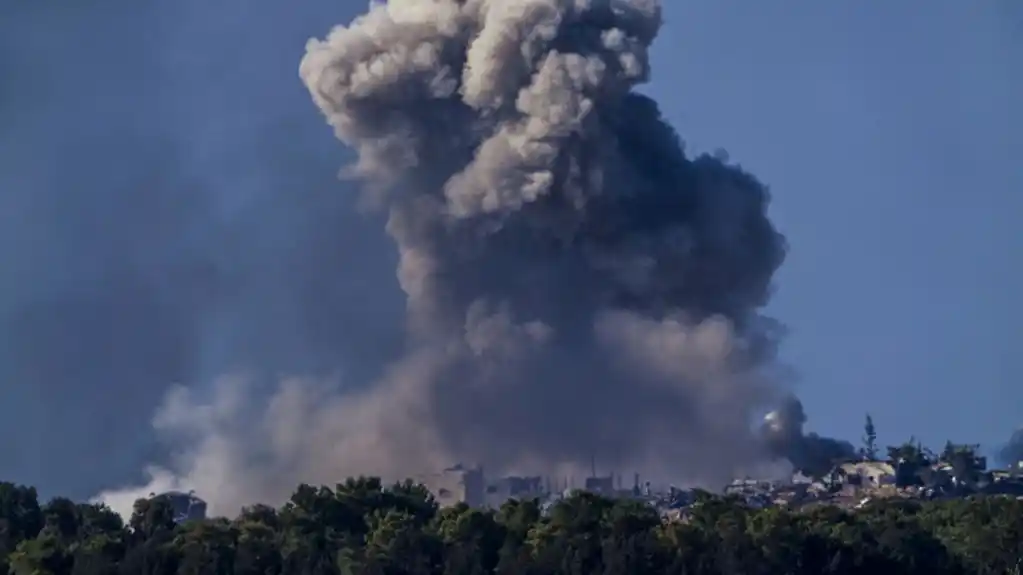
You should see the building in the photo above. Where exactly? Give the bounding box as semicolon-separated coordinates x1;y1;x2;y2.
485;475;545;507
584;475;615;495
416;464;485;507
838;461;896;489
724;478;777;496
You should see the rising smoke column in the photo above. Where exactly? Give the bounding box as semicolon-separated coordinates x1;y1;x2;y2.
298;0;787;481
761;395;857;477
998;427;1023;467
95;0;796;518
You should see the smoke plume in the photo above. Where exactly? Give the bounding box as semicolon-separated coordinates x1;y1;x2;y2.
761;396;857;477
998;427;1023;467
94;0;812;517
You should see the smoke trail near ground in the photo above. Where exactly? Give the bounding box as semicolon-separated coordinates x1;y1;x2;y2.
95;0;812;517
998;428;1023;467
761;396;857;477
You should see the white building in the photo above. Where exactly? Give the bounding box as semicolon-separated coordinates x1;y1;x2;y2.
838;461;896;488
415;464;485;507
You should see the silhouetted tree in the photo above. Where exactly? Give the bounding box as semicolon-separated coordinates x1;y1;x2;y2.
862;414;879;460
939;442;986;489
1;468;1022;575
888;438;935;487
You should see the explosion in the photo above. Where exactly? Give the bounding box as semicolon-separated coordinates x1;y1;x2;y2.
96;0;811;516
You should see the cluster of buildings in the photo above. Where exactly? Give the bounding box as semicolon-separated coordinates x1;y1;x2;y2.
413;463;689;512
414;458;1023;519
721;458;1023;514
158;457;1023;525
413;464;623;509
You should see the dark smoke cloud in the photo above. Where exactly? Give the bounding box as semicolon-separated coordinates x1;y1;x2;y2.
761;396;857;477
295;0;793;485
93;0;829;517
998;428;1023;467
94;0;791;507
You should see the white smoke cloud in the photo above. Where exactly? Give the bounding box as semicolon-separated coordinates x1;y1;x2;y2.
94;369;454;518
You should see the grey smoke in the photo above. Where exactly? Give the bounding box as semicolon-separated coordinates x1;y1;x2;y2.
93;0;822;517
998;427;1023;467
298;0;788;485
761;396;857;477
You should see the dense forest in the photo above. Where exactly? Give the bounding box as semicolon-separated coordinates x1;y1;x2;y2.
1;475;1021;575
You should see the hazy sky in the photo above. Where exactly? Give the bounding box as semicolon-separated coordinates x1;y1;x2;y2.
1;0;1019;495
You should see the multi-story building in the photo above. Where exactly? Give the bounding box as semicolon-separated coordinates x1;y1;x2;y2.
415;464;485;507
485;475;545;507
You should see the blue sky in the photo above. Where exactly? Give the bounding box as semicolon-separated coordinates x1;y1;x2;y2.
653;1;1021;452
0;0;1019;496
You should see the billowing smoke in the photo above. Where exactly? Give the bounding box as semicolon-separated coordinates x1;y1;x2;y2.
95;0;806;517
761;395;857;477
297;0;795;480
998;427;1023;467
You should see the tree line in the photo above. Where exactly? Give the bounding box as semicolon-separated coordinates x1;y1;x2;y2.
1;475;1021;575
